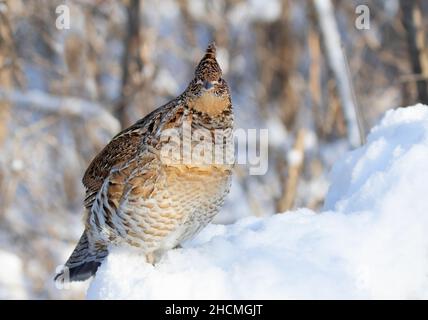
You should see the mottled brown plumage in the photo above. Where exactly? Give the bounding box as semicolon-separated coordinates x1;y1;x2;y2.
55;43;234;282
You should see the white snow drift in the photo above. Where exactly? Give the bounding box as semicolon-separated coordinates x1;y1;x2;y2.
87;105;428;299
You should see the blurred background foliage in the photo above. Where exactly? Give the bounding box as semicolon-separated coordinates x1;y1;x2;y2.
0;0;427;299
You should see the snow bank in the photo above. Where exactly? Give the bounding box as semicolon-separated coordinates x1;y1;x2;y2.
87;105;428;299
0;250;27;299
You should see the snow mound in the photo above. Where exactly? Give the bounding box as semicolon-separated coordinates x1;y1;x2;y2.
87;105;428;299
0;250;27;299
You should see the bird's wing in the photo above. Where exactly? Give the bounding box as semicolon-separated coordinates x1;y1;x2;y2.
82;126;144;210
82;104;174;210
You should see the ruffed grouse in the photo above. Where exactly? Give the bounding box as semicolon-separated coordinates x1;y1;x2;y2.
55;43;233;282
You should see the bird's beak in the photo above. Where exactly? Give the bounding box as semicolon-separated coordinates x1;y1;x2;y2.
203;80;214;90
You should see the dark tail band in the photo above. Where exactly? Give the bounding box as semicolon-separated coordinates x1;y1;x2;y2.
55;231;108;283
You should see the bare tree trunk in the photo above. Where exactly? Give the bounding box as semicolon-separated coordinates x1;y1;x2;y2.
116;0;143;127
313;0;363;148
0;6;17;146
400;0;428;104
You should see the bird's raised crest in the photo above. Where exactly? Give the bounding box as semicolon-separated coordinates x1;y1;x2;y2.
204;42;216;59
194;42;222;81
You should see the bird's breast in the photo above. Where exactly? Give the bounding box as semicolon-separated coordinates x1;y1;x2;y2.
187;93;230;117
163;164;232;242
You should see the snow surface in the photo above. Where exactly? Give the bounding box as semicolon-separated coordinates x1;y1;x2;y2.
0;250;27;299
87;105;428;299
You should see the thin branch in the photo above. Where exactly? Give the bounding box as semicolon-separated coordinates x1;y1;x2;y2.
342;46;366;144
277;128;306;213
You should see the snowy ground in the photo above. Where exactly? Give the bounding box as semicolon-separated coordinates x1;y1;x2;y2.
87;105;428;299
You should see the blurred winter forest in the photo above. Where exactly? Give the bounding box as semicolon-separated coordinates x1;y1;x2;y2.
0;0;427;299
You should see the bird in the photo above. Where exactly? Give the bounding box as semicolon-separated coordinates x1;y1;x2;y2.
55;42;234;282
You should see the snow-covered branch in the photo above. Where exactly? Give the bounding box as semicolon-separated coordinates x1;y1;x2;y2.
0;89;121;134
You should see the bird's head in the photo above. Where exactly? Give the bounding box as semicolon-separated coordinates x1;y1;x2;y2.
186;42;231;116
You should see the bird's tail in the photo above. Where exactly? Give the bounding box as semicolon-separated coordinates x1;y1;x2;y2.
55;231;108;283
